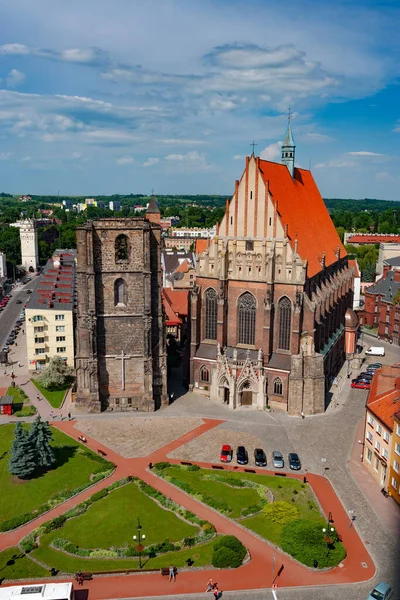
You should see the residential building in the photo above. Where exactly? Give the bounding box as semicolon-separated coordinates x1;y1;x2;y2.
26;250;76;371
388;411;400;505
109;200;121;212
360;256;400;345
160;216;180;231
344;233;400;246
75;203;167;413
363;365;400;491
162;289;189;344
170;226;217;239
161;249;196;289
190;120;353;414
377;243;400;276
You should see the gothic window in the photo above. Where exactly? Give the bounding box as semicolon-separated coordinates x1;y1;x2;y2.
200;366;210;383
205;288;217;340
114;278;126;306
278;296;292;350
237;292;256;345
115;234;129;262
273;378;283;395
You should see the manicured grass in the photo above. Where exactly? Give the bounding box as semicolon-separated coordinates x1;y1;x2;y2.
6;386;37;417
31;379;69;409
0;547;48;580
0;424;110;528
32;533;215;573
61;482;197;548
160;466;346;569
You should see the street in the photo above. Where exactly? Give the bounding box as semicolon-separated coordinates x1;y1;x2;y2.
0;275;41;349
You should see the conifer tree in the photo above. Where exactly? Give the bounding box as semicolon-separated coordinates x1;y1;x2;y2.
29;415;56;469
8;422;36;479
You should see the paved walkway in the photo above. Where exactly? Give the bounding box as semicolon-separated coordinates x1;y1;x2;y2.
0;417;375;598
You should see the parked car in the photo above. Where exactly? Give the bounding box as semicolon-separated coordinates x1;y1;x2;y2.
272;451;284;469
236;446;248;465
220;445;233;463
288;452;301;470
26;289;33;294
254;448;267;467
9;332;15;338
16;299;22;304
351;380;370;389
3;344;9;351
365;346;385;357
358;372;374;379
368;363;382;370
366;581;393;600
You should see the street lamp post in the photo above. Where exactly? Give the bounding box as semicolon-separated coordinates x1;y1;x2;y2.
322;525;335;557
133;518;146;569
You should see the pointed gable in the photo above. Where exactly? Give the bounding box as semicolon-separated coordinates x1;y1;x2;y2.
258;160;346;278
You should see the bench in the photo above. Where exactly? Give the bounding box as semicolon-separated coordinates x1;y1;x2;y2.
97;449;107;457
161;567;177;577
75;572;92;582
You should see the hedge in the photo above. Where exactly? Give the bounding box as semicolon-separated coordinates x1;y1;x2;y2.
262;501;299;525
211;535;246;568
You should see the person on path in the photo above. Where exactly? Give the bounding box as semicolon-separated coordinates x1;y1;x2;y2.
50;410;54;418
206;579;213;592
68;412;71;420
213;587;222;600
77;571;83;586
168;565;176;582
18;362;21;367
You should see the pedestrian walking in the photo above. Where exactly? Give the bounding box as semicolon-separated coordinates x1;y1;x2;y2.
168;565;176;582
18;361;21;368
206;579;213;592
68;412;71;420
50;410;54;418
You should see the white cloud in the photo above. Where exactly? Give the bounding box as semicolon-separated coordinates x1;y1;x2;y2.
347;151;386;157
157;139;207;145
71;152;82;159
6;69;25;87
305;132;333;141
0;43;109;66
116;155;135;165
164;150;216;172
143;157;159;167
21;156;32;162
314;159;356;169
233;155;244;160
260;141;282;161
0;152;12;160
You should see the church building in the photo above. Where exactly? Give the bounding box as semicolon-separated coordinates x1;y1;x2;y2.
75;201;167;412
189;122;353;415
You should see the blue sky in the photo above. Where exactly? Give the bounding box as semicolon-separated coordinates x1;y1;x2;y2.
0;0;399;199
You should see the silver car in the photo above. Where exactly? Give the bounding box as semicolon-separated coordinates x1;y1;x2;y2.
272;451;284;468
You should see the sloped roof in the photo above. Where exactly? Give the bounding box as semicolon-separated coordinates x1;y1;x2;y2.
384;256;400;267
258;160;346;278
367;366;400;430
195;238;210;256
146;196;160;214
162;289;182;326
348;259;360;278
347;234;400;244
366;270;400;303
163;288;189;317
176;260;190;274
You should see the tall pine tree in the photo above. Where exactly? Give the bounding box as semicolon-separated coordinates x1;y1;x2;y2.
8;423;37;479
29;416;56;469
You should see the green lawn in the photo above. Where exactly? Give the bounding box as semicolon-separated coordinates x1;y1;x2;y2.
61;482;197;548
6;386;37;417
31;380;69;409
0;547;48;580
159;465;346;569
31;481;214;574
0;424;111;529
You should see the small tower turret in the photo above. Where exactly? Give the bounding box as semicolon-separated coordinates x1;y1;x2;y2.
281;112;295;177
146;193;161;225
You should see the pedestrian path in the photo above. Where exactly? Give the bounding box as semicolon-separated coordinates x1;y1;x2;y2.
0;417;376;597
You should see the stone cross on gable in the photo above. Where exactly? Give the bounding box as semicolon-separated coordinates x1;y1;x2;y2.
116;350;133;390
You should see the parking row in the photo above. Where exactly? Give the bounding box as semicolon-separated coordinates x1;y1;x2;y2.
220;444;302;470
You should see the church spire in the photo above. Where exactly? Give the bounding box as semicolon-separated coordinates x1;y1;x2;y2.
281;109;295;177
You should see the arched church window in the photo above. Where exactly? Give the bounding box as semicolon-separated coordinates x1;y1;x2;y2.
205;288;217;340
200;366;210;383
115;234;129;262
273;377;283;395
238;292;256;345
278;296;292;350
114;278;126;306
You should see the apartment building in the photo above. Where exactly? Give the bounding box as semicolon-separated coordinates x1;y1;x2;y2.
363;365;400;490
26;250;76;371
388;412;400;505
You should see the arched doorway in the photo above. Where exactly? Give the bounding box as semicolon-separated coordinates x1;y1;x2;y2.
239;379;255;406
219;377;230;404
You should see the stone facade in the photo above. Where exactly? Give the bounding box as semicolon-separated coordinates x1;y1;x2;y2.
75;218;167;412
190;126;353;415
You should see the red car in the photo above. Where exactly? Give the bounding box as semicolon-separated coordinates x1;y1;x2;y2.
220;445;232;463
351;380;370;389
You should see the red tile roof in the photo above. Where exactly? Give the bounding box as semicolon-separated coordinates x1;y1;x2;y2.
367;366;400;430
347;234;400;244
258;160;346;278
195;239;210;256
163;289;189;317
175;260;190;274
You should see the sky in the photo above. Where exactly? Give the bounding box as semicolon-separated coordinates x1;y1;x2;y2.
0;0;399;199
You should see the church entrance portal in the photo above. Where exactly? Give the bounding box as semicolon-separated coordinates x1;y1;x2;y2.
224;388;230;404
241;390;253;406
